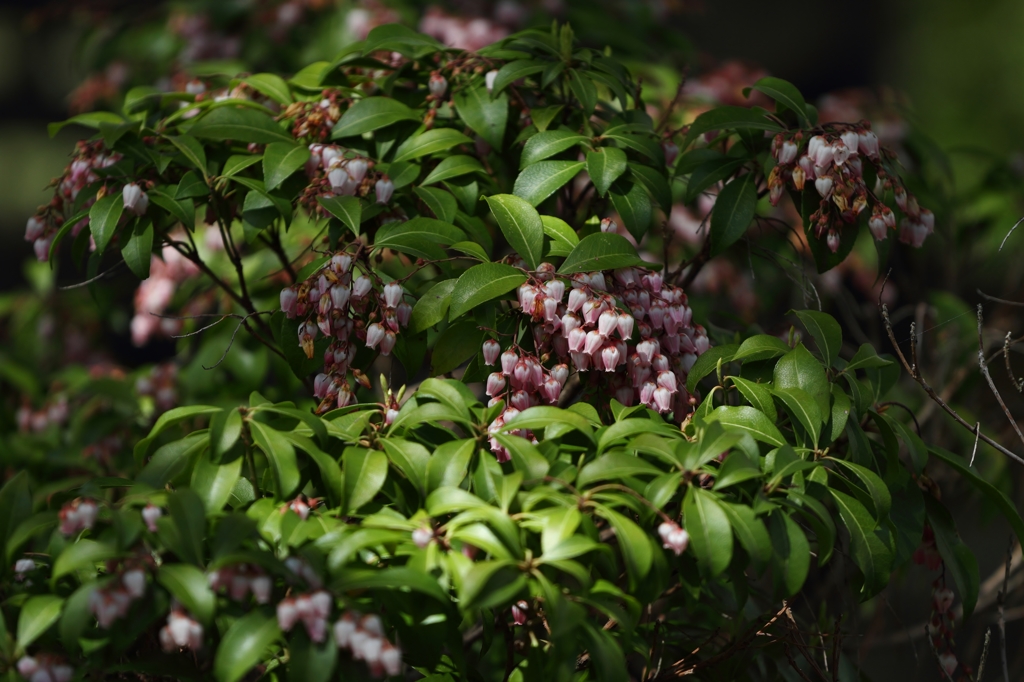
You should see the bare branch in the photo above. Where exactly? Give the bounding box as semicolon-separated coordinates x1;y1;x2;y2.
58;261;127;290
977;627;992;682
976;304;1024;451
1004;331;1024;392
998;215;1024;251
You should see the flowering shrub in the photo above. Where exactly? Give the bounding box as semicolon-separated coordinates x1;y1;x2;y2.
3;19;1023;682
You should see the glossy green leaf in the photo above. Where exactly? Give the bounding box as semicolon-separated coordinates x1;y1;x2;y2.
249;421;300;498
609;180;652;242
454;85;508;150
411;278;456;333
262;142;309;191
541;215;579;257
491;59;547;95
683;487;732;578
774;344;830;419
683;105;783;146
520;130;588;168
706;406;785;447
189;107;293;144
720;502;772;568
768;512;811;596
381;438;430;496
158;563;216;624
485;194;544;269
166;134;208;177
393;127;472;163
448;263;527;320
89;194;124;255
431;319;485;375
52;540;117;583
732;334;791;363
597;507;652;585
587;147;627;197
242;73;293;105
17;595;63;650
513;160;584;207
684;158;744;203
567;69;597;113
558;232;644;274
121;220;154;279
213;610;281;682
427;439;476;492
331;97;420;138
577;452;662;487
830;489;892;598
748;77;808;126
362;23;442;56
421;155;486;186
793;310;842;367
630;164;672;211
685;344;738;393
845;343;894;372
773;386;822;446
414;186;458;224
317;195;362;236
709;173;757;256
925;496;980;618
729;376;776;422
342;447;389;514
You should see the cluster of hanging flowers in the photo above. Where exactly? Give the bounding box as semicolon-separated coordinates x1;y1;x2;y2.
767;122;933;251
298;142;395;214
280;254;413;414
483;262;707;460
208;563;273;604
88;565;148;629
25;140;121;261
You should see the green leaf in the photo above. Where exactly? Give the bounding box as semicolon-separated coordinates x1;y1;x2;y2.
393;127;472;163
630;164;672;211
48;111;125;137
362;23;442;56
513;160;584;207
380;438;429;496
89;194;124;255
134;404;222;462
558;232;644;274
317;195;361;236
168;489;206;566
427;440;476;492
928;447;1024;548
137;432;208;487
166;134;208;177
149;189;195;229
288;630;338;682
685;344;738;393
828;458;891;520
541;215;579;257
222;154;262;177
530;105;563;132
492;59;547;95
684;158;744;204
454;85;508;150
421;155;485;185
596;507;652;585
748;77;808;126
414;186;458;224
342;447;389;514
772;387;822;446
720;502;772;568
331;97;419;139
450;241;489;261
505;406;596;443
289;61;330;90
191;451;242;513
567;69;597;113
262;142;309;191
520;130;588;168
189;107;292;144
121;220;154;279
493;434;551;480
249;421;300;498
683;105;783;147
431;320;485;375
845;344;894;372
732;334;791;363
577;453;662;487
768;512;811;596
709;173;757;256
485;194;545;269
213;610;281;682
774;344;830;419
175;171;208;199
17;595;63;650
587;147;627;197
793;310;842;367
830;489;892;598
925;496;980;619
210;409;243;460
683;488;732;577
448;263;527;320
158;563;216;624
242;73;293;105
411;279;456;333
706;406;785;447
52;540;117;583
729;376;776;422
609;180;652;242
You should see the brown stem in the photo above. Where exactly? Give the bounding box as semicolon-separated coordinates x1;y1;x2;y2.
976;305;1024;451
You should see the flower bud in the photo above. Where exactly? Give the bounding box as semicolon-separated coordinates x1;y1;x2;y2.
250;575;272;604
663;140;679;166
540;377;561;404
365;323;385;349
858;130;880;158
511;601;528;625
814;176;834;198
778;140;798;165
601;345;620;372
826;230;840;253
653;386;673;413
142;504;163;532
383;282;403;308
123;183;149;216
352;275;373;298
25;216;45;242
869;213;887;241
598;310;618;338
396;301;412;327
600;217;617;233
500;350;518;376
567;288;588;312
375;176;394;204
486;372;506;397
550;363;569;386
122;569;146;598
379;331;397;356
280;287;299;317
428;73;448;99
482;339;501;365
658;521;689;555
347;158;368;184
485;70;499;93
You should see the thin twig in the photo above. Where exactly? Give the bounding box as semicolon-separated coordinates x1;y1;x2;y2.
971;422;981;467
201;311;275;370
976;304;1024;450
978;288;1024;307
977;627;992;682
998;215;1024;251
1004;331;1024;392
58;261;127;290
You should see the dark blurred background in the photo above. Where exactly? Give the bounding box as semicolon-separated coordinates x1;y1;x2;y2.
1;1;1023;678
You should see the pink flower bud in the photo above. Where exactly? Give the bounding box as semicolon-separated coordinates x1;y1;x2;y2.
640;381;657;406
600;217;617;233
648;303;666;330
77;500;98;530
428;73;448;99
567;288;588;313
334;613;357;648
570;351;590;371
512;359;531;389
541;377;561;404
868;213;887;240
826;230;840;254
658;521;689;555
352;275;372;298
566;327;586;353
380;643;403;676
920;209;934;233
543;278;565;301
511;600;528;625
663;141;679;166
277;599;298;631
813;140;834;168
598;310;617;337
485;70;498;93
482;339;501;365
142;504;162;532
656;371;677;392
369;174;394;204
814;176;833;198
365;323;385;349
542;296;559;322
510;390;531;411
347;158;368;184
589;271;608;291
383;282;403;308
518;284;538;313
561;313;580;336
583;330;604;356
601;345;620;371
636;339;657;364
858;130;879;158
778;141;798;164
280;287;298;316
486;372;506;397
379;331;397;356
251;575;272;604
123;569;146;598
550;364;569;386
329;285;351;311
933;587;955;613
396;301;412;327
25;216;45;242
123;183;149;216
938;652;957;677
500;350;518;376
653;387;673;413
16;657;39;677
